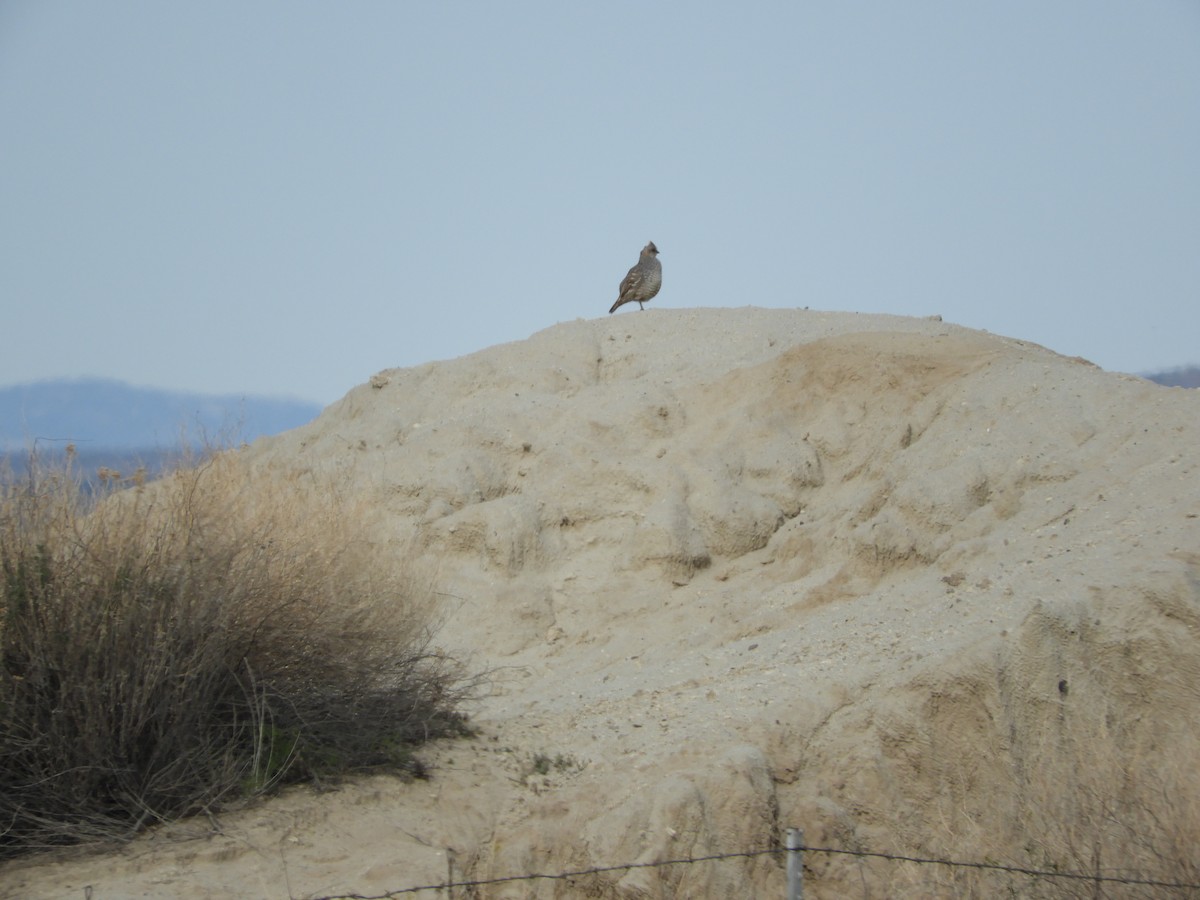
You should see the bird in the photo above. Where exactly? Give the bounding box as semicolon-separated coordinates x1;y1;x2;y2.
609;241;661;314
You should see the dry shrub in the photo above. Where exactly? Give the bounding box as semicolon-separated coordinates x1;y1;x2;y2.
999;715;1200;899
869;687;1200;899
0;449;477;857
807;738;1200;900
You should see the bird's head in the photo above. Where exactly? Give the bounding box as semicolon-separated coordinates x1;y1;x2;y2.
644;241;659;256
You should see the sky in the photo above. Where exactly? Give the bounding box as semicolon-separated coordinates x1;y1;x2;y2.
1;2;1198;405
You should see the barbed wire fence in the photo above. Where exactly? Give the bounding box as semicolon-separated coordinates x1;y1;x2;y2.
309;827;1200;899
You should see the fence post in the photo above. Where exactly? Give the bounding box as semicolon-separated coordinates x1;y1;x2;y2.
786;827;803;900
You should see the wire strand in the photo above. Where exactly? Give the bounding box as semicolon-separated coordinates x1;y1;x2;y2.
803;844;1200;890
308;840;1200;899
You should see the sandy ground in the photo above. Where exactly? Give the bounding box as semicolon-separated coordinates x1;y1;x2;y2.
4;308;1199;898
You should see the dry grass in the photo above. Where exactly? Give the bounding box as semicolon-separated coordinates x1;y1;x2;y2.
849;694;1200;899
0;448;478;858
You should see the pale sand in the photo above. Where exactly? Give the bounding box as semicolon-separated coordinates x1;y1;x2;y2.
5;308;1199;898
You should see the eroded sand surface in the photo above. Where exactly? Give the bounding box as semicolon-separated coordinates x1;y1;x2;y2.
5;309;1199;898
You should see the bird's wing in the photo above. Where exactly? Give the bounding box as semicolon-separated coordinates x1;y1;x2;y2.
618;267;642;296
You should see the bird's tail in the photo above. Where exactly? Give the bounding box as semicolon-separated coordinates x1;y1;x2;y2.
608;298;625;314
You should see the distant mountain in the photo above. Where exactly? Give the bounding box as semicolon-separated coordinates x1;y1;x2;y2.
1;378;322;477
1143;365;1200;389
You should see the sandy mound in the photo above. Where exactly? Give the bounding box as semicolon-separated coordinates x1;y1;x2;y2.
5;308;1199;898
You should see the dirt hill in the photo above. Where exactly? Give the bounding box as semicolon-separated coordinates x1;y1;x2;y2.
6;308;1199;898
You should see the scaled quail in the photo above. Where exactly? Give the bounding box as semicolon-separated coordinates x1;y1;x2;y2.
609;241;661;314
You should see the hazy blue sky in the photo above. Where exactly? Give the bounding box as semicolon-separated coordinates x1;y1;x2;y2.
2;2;1197;404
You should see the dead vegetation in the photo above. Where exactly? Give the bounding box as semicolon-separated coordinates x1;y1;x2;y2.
0;448;478;858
